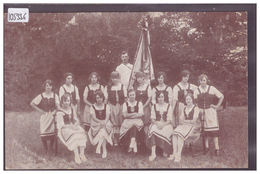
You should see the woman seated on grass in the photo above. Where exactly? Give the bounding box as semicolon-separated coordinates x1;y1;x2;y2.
146;91;173;161
56;93;87;164
119;89;144;155
168;93;201;162
88;90;113;158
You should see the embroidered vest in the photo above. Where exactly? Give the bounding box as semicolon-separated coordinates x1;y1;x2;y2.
92;104;106;120
38;93;56;112
136;85;149;104
184;105;196;120
177;83;193;104
126;101;139;114
154;104;170;122
155;85;170;103
108;84;125;105
87;84;101;103
58;108;75;124
197;86;214;109
62;85;77;105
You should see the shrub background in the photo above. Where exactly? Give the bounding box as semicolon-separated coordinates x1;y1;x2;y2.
4;12;248;110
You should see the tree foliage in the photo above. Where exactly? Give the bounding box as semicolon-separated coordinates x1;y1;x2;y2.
4;12;247;110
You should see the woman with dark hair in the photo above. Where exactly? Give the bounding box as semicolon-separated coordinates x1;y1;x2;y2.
193;74;224;156
88;90;113;158
152;71;172;105
30;79;60;154
83;72;105;132
56;94;87;164
146;91;173;161
104;71;127;146
59;72;80;116
172;70;197;127
119;89;144;155
168;93;201;162
133;71;152;135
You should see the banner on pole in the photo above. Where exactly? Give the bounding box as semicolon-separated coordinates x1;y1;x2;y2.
128;21;155;89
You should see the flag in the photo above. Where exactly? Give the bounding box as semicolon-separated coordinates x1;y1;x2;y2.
128;21;155;90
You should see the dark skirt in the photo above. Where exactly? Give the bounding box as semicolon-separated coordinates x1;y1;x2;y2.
146;134;173;155
120;126;143;146
41;135;55;141
204;130;219;137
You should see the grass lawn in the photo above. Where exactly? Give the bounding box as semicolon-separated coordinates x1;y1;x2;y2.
4;106;248;169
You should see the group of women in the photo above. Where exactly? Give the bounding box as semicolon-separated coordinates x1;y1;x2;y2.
30;70;224;164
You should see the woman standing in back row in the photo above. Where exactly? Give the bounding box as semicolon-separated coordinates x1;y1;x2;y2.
30;79;60;154
193;74;224;156
104;71;127;146
59;73;80;116
152;71;172;106
83;72;104;132
172;70;197;127
133;71;152;135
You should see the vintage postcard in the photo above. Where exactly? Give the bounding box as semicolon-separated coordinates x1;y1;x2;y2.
4;4;256;170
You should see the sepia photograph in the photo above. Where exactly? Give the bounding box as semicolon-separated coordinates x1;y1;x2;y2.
4;4;256;170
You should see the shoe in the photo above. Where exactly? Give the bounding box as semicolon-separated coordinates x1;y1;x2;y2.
75;156;82;164
96;147;101;154
174;155;181;163
163;152;168;158
128;147;133;153
167;154;175;160
149;154;156;161
102;151;107;158
189;145;194;155
44;148;48;155
132;152;137;157
214;149;220;156
80;155;87;162
204;147;210;155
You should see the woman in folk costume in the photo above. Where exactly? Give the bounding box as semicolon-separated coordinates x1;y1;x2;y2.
104;71;127;146
56;93;87;164
88;90;113;158
59;72;80;116
120;89;144;155
30;80;60;154
146;91;173;161
83;72;105;132
168;93;201;162
151;71;172;106
193;74;224;156
172;70;197;127
133;71;152;135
